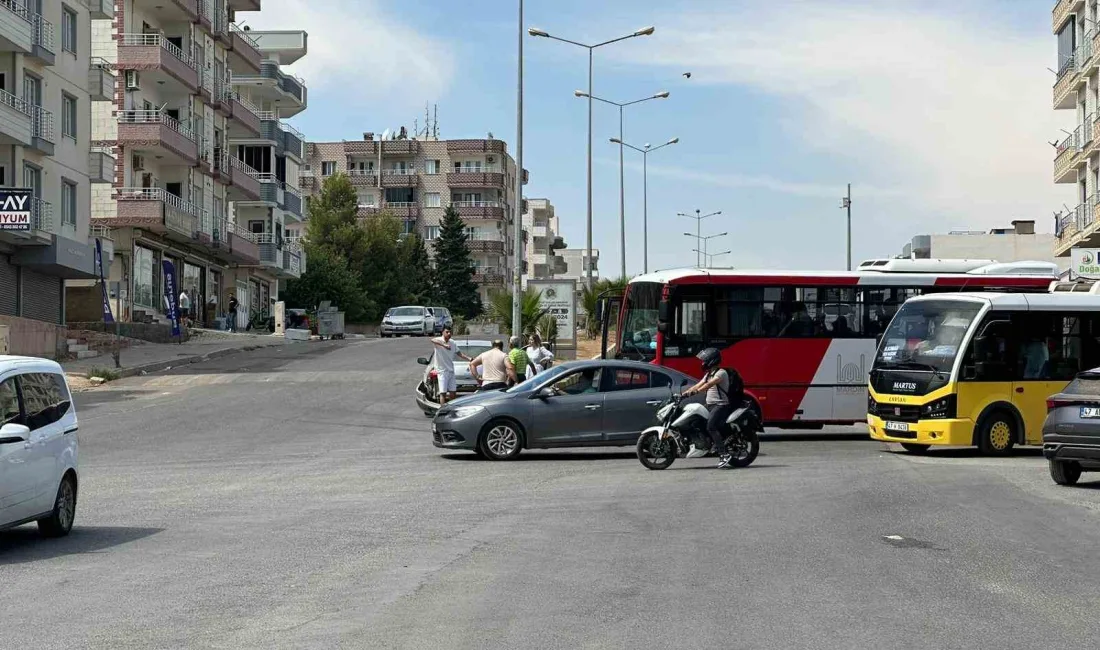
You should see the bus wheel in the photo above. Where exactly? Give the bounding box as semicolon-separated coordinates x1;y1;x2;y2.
977;413;1016;455
900;443;929;454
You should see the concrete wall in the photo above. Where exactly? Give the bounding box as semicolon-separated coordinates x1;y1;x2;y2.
928;234;1069;270
0;315;67;359
68;321;190;343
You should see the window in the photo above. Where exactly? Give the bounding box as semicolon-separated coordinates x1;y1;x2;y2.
549;368;602;396
0;378;19;426
321;161;336;176
61;93;76;139
358;192;376;207
19;373;71;431
425;159;440;174
425;226;440;240
651;372;673;389
605;369;650;392
453;160;482;173
61;180;76;227
425;192;441;208
62;5;77;54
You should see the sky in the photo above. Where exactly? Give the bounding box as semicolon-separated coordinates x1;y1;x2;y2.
245;0;1069;278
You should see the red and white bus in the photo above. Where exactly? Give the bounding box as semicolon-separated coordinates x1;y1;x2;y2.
598;259;1061;427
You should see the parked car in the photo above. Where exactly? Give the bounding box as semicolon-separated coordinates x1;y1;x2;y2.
429;359;699;459
428;307;454;334
0;356;79;537
415;339;494;414
381;306;434;337
1043;368;1100;486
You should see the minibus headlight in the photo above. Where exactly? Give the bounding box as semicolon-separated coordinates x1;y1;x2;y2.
921;395;956;420
867;394;878;415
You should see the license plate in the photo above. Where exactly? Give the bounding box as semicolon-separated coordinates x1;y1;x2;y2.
885;421;909;432
1081;407;1100;419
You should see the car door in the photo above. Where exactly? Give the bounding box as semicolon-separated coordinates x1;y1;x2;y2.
527;368;605;445
0;374;36;524
19;372;72;515
601;368;672;442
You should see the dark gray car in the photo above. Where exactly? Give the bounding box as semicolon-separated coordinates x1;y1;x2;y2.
430;360;698;460
1043;369;1100;486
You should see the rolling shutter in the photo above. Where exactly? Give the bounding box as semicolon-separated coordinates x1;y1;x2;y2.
20;268;61;324
0;254;16;316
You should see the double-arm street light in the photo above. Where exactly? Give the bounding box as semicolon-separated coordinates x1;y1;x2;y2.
528;25;656;287
678;210;722;267
610;136;679;274
693;249;731;267
684;231;728;268
579;90;669;279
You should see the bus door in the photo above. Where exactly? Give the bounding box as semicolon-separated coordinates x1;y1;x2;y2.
596;293;622;360
1011;312;1084;444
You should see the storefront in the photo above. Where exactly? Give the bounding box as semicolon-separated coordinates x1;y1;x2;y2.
9;235;98;323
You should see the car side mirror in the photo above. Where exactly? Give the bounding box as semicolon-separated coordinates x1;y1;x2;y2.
0;422;30;445
417;357;430;365
533;386;555;400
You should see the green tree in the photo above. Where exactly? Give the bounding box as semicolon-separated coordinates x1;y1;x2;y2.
399;233;435;305
581;277;629;338
360;212;406;322
433;206;482;318
305;173;367;268
282;245;371;322
487;287;548;337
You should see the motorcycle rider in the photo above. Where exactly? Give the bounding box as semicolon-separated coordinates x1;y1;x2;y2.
683;347;746;468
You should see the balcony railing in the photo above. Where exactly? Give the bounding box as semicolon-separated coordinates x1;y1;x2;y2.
119;33;195;68
347;168;377;177
30;104;53;143
385;202;417;208
382;168;418;176
117;187;202;216
451;166;501;174
30;12;52;53
118;109;196;141
29;196;51;232
0;0;31;22
451;200;502;208
0;88;31;117
229;22;260;49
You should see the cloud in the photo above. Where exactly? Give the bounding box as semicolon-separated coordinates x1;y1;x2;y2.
241;0;454;106
612;2;1068;231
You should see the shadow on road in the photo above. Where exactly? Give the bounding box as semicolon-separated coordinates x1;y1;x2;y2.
888;447;1044;459
441;451;637;462
0;526;164;565
760;431;870;442
678;463;791;471
73;389;158;411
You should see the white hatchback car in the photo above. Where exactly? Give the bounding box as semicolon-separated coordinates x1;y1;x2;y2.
0;356;79;537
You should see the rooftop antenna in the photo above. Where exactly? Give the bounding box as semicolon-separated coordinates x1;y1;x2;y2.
433;104;439;139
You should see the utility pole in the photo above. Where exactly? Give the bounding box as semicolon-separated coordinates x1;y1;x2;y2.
512;0;524;336
841;184;852;271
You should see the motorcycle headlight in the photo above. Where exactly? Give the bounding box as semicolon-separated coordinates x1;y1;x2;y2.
921;395;956;420
449;406;486;419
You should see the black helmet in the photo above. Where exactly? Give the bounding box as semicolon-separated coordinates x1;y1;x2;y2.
696;347;722;372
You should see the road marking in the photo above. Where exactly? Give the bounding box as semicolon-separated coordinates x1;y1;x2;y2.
884;534;904;541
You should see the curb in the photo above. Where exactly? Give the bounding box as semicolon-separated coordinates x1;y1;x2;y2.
68;343;286;380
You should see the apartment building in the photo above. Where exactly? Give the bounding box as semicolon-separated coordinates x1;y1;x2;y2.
304;133;527;303
1053;0;1100;257
89;0;307;330
521;197;566;285
896;221;1066;269
0;0;101;324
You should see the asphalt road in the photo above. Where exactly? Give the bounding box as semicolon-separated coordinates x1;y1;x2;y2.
4;337;1100;649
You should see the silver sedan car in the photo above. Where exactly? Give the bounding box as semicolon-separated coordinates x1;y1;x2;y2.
414;339;493;415
430;359;697;460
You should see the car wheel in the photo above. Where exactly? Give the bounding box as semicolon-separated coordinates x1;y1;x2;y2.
977;411;1016;455
38;473;77;538
479;420;523;460
900;443;930;454
1050;459;1082;486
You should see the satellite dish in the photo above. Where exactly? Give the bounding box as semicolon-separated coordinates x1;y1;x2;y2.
381;129;391;141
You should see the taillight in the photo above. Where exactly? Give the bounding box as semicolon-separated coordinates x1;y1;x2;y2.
429;370;438;379
1047;398;1089;411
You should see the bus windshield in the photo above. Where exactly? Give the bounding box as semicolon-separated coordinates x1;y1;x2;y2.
618;282;661;361
874;300;983;373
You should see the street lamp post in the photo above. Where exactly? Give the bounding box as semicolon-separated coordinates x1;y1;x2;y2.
684;231;727;267
581;91;669;279
610;136;678;274
529;25;656;288
512;0;525;336
678;210;722;267
693;249;731;267
839;184;852;271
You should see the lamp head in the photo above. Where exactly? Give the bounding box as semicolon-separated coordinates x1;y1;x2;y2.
528;27;549;37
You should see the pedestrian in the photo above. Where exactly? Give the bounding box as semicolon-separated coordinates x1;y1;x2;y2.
431;326;471;405
506;335;531;386
179;289;191;328
524;333;554;375
470;340;508;391
227;293;239;332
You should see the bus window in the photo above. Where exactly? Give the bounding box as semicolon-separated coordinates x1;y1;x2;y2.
665;286;709;357
618;282;661;361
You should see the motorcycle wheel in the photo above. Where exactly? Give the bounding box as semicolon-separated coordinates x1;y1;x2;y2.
725;429;760;468
637;431;677;470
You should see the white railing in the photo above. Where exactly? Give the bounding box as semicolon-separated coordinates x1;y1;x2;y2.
284;239;302;254
0;88;31;117
347;168;377;176
0;0;31;23
29;12;52;52
254;232;276;244
119;33;195;68
30;104;53;142
228;154;261;178
382;168;417;176
385;201;417;208
229;23;260;49
451;166;500;174
451;200;501;208
280;121;304;140
254;109;277;121
91;224;113;240
116;187;201;215
229;92;263;119
466;231;504;241
117;109;196;141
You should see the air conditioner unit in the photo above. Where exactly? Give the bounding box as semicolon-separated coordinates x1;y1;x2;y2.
133;155;146;171
125;70;140;90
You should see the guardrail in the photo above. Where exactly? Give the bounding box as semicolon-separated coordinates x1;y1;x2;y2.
117;109;196;141
119;33;195;68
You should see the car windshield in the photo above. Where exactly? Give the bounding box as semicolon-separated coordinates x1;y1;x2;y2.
874;300;982;373
457;343;492;358
392;307;422;316
619;282;661;361
506;364;571;393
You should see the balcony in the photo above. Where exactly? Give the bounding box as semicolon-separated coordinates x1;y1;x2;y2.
0;195;51;245
89;58;116;102
380;168;419;188
344;140;377;155
347;168;377;187
226;154;262;201
28;11;53;64
0;89;33;147
1054;0;1083;33
256;233;299;278
446;139;506;154
1056;196;1100;256
472;269;506;286
29;104;53;155
85;0;114;19
283;184;302;220
282;242;302;278
232;61;307;117
1054;52;1079;110
0;1;32;53
89;146;115;184
259;116;304;159
1054;129;1082;183
451;200;505;219
247;174;304;220
447;169;505;189
356;206;380;219
228;0;261;12
228;24;262;74
118;34;199;92
532;225;549;239
383;202;419;219
210;218;260;265
381;139;418;155
281;122;304;160
467;233;505;255
112;188;206;246
118;110;199;164
222;90;262;137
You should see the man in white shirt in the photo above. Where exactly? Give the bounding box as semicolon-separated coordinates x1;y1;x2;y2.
524;334;554;375
178;290;191;327
431;326;471;405
470;340;509;391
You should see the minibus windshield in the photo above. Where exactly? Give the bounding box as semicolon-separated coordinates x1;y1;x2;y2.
873;300;982;374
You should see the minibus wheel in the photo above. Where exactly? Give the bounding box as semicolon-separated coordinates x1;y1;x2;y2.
977;412;1016;455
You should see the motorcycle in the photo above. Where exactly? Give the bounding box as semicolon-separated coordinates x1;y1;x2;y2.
636;393;762;470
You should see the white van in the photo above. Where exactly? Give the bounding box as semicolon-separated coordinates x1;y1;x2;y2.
0;356;79;537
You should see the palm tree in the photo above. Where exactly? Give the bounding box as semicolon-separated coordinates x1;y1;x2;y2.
487;288;549;336
581;277;628;338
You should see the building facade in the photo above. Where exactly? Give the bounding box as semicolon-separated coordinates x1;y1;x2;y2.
896;221;1067;269
304;134;527;303
89;0;307;330
521;197;565;286
0;0;101;324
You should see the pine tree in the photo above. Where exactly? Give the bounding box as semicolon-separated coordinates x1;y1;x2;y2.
305;173;367;268
433;206;482;318
399;233;435;305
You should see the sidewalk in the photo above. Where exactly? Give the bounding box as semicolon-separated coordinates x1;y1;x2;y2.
62;330;293;380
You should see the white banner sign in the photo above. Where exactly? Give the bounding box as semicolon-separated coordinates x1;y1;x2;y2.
1071;248;1100;279
529;279;577;346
